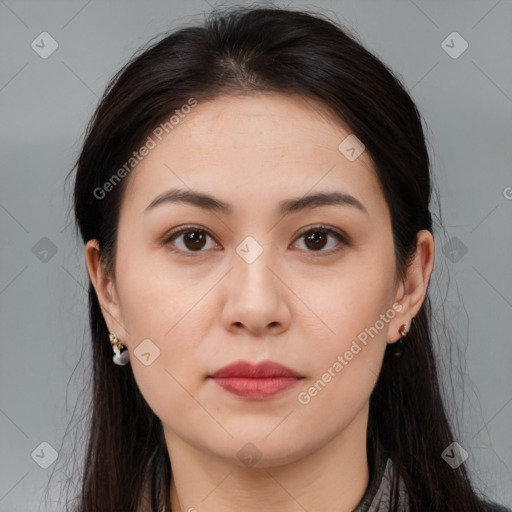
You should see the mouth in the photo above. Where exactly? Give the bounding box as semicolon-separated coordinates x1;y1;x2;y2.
208;360;304;400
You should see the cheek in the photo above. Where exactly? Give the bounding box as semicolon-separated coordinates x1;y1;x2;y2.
291;337;384;457
120;285;206;427
113;249;208;411
293;294;391;440
115;236;205;338
294;251;396;404
307;247;397;340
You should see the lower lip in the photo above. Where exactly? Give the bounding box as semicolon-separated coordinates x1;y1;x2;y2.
210;376;301;399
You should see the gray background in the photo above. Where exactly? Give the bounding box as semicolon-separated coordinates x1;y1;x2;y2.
1;0;511;510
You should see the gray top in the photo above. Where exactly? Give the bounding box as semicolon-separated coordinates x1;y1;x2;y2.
353;449;511;512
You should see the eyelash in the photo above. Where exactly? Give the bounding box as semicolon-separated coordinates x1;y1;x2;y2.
162;224;349;257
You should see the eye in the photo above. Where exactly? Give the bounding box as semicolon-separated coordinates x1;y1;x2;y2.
163;226;219;256
292;225;348;255
162;224;348;257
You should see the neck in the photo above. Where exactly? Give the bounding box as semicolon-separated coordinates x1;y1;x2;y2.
166;403;370;512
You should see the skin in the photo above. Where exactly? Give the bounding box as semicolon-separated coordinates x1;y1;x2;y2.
85;92;435;512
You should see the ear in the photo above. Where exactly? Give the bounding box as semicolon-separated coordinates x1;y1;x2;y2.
387;230;435;344
84;239;129;342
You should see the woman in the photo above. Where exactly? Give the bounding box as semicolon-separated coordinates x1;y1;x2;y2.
64;5;510;512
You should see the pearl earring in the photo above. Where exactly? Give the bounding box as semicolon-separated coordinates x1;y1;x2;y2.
109;333;130;366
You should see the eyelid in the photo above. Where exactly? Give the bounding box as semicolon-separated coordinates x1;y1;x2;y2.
162;223;349;256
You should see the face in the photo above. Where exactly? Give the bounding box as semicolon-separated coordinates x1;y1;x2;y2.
88;92;414;468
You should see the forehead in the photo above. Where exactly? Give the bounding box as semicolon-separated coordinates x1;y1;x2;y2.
121;92;383;217
167;93;356;152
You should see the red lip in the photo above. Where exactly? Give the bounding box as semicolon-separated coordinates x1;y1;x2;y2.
209;360;303;379
209;360;304;400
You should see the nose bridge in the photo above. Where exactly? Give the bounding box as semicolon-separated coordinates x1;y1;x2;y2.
232;234;278;299
218;221;294;335
223;233;288;325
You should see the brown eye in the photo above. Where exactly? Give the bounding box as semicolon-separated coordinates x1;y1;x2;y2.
294;226;347;254
304;231;328;251
163;224;347;257
164;227;218;255
182;230;207;250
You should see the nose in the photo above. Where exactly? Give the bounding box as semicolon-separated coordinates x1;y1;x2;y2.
220;247;291;337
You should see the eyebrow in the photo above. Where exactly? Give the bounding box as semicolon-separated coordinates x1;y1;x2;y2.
144;188;367;216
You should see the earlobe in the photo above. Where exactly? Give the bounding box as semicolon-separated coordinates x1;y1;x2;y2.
84;239;127;339
386;316;411;344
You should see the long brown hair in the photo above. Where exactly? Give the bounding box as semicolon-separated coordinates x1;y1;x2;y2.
55;5;504;511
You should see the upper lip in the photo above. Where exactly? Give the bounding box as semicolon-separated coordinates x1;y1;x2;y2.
209;360;304;379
